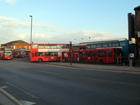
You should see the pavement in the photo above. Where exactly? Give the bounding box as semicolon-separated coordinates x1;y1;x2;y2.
0;61;140;105
47;62;140;74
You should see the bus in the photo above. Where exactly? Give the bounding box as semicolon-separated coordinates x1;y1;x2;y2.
73;48;122;64
0;47;13;60
30;43;71;62
13;48;26;58
86;39;135;63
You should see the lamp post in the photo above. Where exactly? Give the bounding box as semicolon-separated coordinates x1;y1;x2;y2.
30;15;33;44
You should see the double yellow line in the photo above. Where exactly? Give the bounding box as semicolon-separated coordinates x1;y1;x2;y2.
0;88;22;105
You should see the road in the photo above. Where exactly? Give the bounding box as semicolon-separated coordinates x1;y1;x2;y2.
0;58;140;105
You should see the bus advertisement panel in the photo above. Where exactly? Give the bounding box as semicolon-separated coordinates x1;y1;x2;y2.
30;43;71;62
73;48;122;64
0;47;13;60
13;48;26;58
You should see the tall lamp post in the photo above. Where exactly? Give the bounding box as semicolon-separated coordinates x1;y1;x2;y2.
30;15;33;44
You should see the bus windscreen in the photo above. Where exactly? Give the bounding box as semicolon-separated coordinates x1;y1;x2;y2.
5;47;12;57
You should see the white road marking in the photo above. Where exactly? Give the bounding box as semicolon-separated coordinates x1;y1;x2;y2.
80;77;140;87
6;82;39;99
20;100;36;105
1;86;7;89
35;70;60;75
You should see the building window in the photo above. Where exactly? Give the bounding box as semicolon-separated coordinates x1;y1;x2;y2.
24;46;27;50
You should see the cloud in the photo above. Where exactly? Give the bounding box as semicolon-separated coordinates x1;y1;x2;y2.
5;0;17;5
0;16;121;45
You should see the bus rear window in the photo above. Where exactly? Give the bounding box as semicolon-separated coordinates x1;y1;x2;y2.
5;47;11;51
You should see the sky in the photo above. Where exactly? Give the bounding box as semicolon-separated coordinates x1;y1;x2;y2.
0;0;139;44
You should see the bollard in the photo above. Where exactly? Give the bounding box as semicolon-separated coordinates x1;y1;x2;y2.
129;60;132;67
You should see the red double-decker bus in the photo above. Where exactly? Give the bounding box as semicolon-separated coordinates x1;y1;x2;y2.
13;48;26;58
0;47;13;60
30;43;71;62
73;48;122;64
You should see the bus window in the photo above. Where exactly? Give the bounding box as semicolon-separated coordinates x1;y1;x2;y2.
97;44;101;48
51;45;57;49
92;52;95;56
98;51;104;57
45;52;50;56
39;52;44;56
93;44;97;48
105;51;108;57
83;52;86;57
87;45;91;49
120;41;126;46
45;45;50;48
79;46;86;50
109;43;112;47
103;43;109;47
50;52;57;56
38;45;44;49
112;42;119;47
35;52;38;56
88;51;91;57
91;45;94;48
66;45;70;48
61;45;66;48
109;51;112;57
32;45;38;49
57;45;61;48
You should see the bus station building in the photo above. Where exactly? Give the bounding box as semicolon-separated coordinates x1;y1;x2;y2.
1;40;30;51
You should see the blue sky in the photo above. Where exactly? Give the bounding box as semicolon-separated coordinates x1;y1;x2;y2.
0;0;139;44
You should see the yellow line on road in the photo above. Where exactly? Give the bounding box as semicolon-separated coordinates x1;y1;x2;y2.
0;88;22;105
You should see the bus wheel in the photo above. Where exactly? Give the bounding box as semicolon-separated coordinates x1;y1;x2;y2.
99;59;104;64
38;58;42;63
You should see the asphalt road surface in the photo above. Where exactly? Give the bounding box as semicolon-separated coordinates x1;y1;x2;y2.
0;58;140;105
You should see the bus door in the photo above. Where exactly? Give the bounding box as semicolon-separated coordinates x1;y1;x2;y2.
79;52;83;61
73;53;79;61
115;48;122;64
92;51;97;63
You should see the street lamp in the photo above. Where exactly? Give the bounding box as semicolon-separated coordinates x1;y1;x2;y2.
89;37;91;41
30;15;33;44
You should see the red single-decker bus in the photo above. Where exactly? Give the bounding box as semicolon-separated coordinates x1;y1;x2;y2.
73;48;122;64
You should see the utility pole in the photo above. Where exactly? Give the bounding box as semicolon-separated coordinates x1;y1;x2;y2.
30;15;33;44
70;41;72;65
